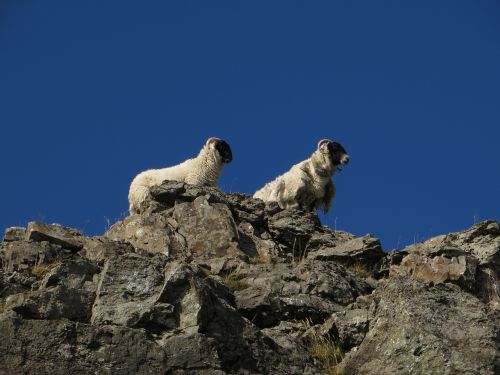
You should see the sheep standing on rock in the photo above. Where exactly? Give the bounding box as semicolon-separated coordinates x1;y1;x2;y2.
128;137;233;214
253;139;349;214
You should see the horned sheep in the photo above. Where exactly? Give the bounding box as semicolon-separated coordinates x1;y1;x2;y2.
128;137;233;214
253;139;349;214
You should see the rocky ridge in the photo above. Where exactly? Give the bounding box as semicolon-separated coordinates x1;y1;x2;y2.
0;181;498;374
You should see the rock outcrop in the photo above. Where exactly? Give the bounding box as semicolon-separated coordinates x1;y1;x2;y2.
0;181;498;374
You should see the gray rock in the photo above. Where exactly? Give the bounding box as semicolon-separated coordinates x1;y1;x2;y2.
79;237;136;264
319;308;372;350
91;252;169;329
1;240;62;272
0;315;169;374
262;321;322;374
26;222;84;251
1;183;498;375
267;208;320;255
2;227;26;242
105;213;186;256
390;220;500;309
173;196;245;259
234;260;372;328
4;258;100;322
308;235;384;270
237;221;280;261
339;277;500;375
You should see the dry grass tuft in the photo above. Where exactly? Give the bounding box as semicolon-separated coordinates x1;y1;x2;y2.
334;259;372;279
303;320;344;375
223;272;251;292
346;262;372;279
31;262;59;279
248;255;271;265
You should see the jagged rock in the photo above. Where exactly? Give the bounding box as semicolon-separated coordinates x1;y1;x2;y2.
4;258;100;322
91;252;169;328
2;227;26;242
390;247;479;290
237;221;280;261
306;226;355;251
1;240;62;272
339;277;500;375
149;181;225;209
0;315;169;374
105;212;186;256
26;222;84;251
0;270;35;298
267;209;320;255
223;193;266;226
173;196;244;259
79;237;136;264
1;181;498;375
319;308;372;350
262;321;321;374
374;248;409;277
308;235;384;270
234;260;372;328
390;221;500;309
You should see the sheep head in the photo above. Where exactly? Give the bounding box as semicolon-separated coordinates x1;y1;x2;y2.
317;139;349;167
206;137;233;164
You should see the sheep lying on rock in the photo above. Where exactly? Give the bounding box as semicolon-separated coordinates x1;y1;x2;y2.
253;139;349;214
128;137;233;214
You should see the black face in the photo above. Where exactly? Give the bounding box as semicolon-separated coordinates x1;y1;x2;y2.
327;142;348;165
215;139;233;163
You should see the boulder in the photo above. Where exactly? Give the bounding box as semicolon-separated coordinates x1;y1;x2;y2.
2;227;26;242
234;260;372;328
105;212;185;256
339;277;500;375
26;222;84;251
308;235;384;270
173;196;244;259
390;221;500;309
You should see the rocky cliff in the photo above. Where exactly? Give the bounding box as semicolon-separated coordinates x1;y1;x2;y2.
0;181;498;374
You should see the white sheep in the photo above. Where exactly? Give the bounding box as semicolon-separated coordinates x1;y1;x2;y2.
128;137;233;214
253;139;349;214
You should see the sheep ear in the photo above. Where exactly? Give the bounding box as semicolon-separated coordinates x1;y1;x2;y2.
206;137;219;149
317;139;332;154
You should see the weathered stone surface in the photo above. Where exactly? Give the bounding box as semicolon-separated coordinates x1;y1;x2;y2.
262;321;321;374
26;222;84;250
319;308;372;350
237;221;280;261
267;208;320;255
91;252;169;328
173;196;244;259
147;181;225;209
234;260;372;328
339;278;500;375
1;181;498;375
0;315;169;374
0;270;35;298
4;258;100;322
224;193;266;226
2;227;26;242
79;238;136;264
390;221;500;309
390;248;479;290
105;213;185;256
1;240;62;272
308;235;384;270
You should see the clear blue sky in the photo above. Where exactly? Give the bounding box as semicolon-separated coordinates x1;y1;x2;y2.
1;1;499;250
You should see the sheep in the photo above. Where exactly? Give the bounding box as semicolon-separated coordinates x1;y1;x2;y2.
253;139;349;214
128;137;233;214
